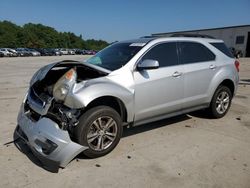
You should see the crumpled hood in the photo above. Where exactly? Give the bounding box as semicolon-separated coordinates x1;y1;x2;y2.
30;60;111;86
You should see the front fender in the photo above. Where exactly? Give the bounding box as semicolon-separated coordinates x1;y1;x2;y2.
64;81;135;122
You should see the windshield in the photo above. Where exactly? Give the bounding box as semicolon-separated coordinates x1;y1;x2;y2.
86;42;144;71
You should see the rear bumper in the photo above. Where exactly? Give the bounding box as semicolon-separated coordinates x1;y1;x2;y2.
16;104;87;168
234;73;239;96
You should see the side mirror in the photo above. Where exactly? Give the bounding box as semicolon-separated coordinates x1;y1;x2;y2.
137;59;159;71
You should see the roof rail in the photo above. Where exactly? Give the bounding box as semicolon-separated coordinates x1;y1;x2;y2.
171;33;215;39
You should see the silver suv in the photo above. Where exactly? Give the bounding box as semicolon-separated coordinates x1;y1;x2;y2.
16;37;239;168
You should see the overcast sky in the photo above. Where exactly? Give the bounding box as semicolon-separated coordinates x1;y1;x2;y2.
0;0;250;42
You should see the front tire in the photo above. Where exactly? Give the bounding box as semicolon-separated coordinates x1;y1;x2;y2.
208;86;232;118
75;106;123;158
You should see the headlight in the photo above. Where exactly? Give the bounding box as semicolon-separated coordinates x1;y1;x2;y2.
53;68;77;101
53;84;70;101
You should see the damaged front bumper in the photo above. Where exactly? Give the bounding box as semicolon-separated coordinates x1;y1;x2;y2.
16;103;88;168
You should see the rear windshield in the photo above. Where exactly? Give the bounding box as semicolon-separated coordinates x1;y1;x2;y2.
210;42;234;58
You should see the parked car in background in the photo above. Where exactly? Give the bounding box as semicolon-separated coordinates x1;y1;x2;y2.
75;49;87;55
7;48;18;57
37;48;58;56
16;48;32;56
75;49;82;55
59;48;68;55
44;48;63;56
0;48;12;57
68;49;76;55
86;50;96;55
27;49;41;56
0;51;4;57
36;48;50;56
52;49;62;56
0;47;98;57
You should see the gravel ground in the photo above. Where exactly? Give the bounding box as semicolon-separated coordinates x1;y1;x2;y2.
0;56;250;188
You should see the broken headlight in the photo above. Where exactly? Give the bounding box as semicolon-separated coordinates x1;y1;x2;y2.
53;68;77;102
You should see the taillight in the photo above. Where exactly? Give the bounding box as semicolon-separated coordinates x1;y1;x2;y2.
235;60;240;72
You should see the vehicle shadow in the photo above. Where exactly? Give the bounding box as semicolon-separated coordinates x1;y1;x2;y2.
188;109;214;119
76;114;192;160
122;114;191;137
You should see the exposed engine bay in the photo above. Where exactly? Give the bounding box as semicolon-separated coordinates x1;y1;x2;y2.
25;61;108;132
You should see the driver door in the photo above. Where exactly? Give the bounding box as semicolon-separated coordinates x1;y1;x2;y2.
133;42;184;124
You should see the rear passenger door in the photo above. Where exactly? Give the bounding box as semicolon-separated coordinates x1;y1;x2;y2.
178;41;217;109
134;42;184;124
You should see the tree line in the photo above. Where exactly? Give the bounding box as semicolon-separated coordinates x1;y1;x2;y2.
0;20;109;50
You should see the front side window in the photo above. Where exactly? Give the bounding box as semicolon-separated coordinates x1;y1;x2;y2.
86;42;143;71
179;42;215;64
141;42;178;67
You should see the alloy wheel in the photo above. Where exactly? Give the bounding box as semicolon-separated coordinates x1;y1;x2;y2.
87;116;118;151
215;91;230;114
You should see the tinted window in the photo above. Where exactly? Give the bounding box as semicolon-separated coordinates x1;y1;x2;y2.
179;42;215;64
142;42;178;67
210;42;234;58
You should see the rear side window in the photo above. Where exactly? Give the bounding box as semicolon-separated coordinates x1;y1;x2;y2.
142;42;178;67
210;42;234;58
179;42;215;64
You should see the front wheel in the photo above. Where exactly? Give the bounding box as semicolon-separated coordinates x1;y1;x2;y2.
208;86;232;118
75;106;123;158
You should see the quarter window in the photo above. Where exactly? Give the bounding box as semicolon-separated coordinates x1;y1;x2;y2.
210;42;234;58
141;42;178;67
179;42;215;64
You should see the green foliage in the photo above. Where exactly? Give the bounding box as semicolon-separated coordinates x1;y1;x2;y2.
85;39;109;51
0;20;109;50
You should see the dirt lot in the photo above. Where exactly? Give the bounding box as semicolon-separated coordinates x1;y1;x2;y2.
0;56;250;188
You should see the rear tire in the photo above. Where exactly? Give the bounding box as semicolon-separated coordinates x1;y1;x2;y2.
208;85;232;118
75;106;123;158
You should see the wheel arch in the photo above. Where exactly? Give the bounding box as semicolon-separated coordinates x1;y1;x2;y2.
208;78;236;106
218;79;235;96
64;82;135;122
84;96;128;123
207;65;238;104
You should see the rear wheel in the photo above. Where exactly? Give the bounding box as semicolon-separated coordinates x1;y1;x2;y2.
75;106;123;158
208;86;232;118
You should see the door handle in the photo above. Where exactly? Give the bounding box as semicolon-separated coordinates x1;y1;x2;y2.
209;64;217;69
172;71;182;77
